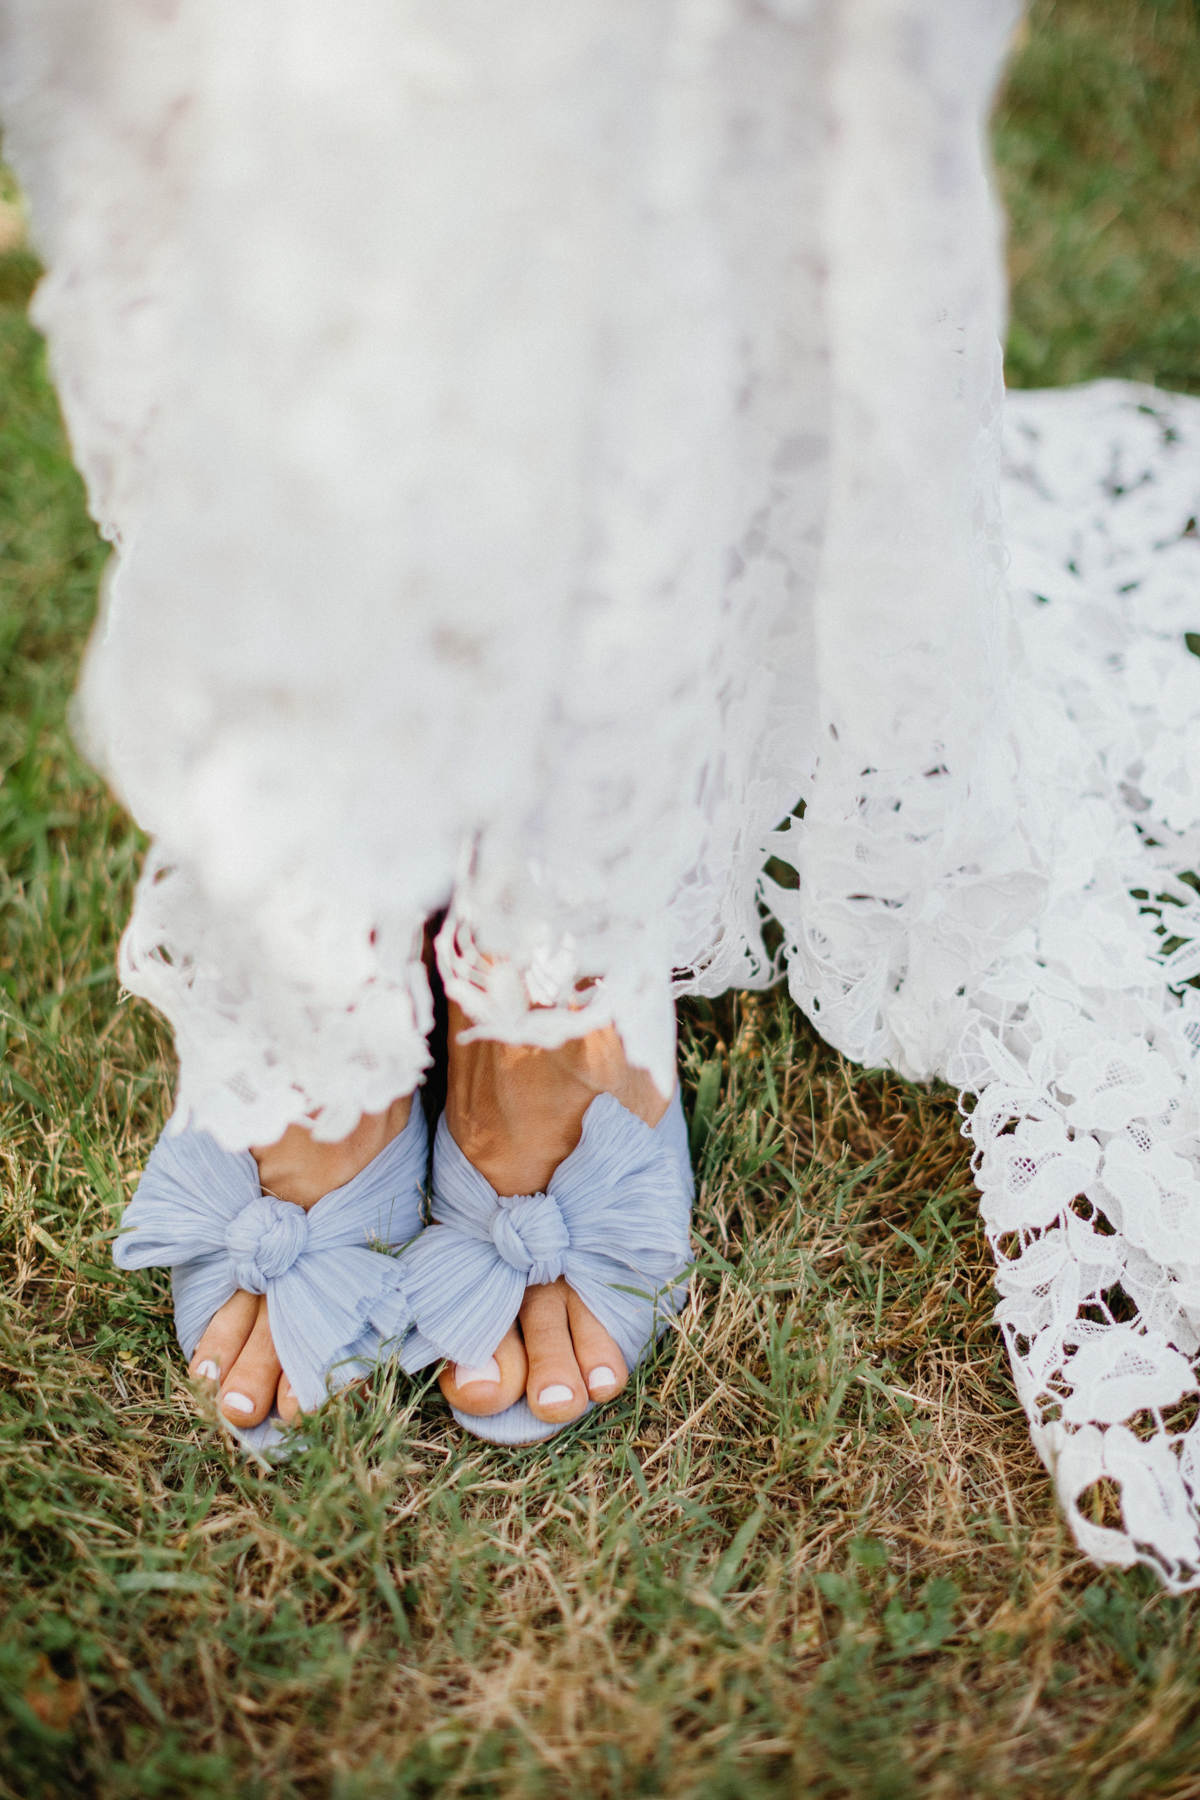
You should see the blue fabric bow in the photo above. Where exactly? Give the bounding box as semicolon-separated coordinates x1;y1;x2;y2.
399;1091;694;1374
113;1101;427;1411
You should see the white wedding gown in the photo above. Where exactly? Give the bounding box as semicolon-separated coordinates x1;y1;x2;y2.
6;0;1200;1587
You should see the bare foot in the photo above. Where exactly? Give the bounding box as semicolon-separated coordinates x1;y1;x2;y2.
252;1094;413;1208
438;1005;669;1426
189;1093;413;1428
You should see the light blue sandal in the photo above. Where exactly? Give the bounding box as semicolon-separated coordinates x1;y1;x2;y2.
113;1099;428;1455
398;1090;694;1445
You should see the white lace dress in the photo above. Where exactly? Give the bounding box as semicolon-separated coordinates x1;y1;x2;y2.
6;0;1200;1585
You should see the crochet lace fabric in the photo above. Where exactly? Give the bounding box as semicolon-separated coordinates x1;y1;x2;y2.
6;0;1200;1580
980;382;1200;1587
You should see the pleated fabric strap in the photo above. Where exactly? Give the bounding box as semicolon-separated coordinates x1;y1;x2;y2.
113;1100;427;1411
400;1091;694;1374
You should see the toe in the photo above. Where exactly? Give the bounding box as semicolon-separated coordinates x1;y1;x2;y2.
439;1323;527;1416
219;1295;282;1427
520;1279;588;1424
565;1288;628;1401
277;1372;301;1425
190;1289;260;1390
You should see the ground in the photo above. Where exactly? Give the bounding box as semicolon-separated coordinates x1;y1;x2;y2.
2;2;1200;1795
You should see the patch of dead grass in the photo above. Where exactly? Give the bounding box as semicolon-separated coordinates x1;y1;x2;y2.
3;988;1200;1797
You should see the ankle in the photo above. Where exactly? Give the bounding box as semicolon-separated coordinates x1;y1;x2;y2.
252;1092;412;1208
445;1070;587;1195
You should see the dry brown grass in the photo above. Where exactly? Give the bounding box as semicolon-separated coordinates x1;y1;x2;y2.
5;987;1200;1796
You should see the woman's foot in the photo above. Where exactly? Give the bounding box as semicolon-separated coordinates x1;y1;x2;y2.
189;1289;302;1426
438;1284;629;1424
181;1014;673;1434
189;1093;412;1428
437;1005;669;1427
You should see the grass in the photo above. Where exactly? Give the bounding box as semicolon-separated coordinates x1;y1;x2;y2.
994;0;1200;393
3;1;1200;1793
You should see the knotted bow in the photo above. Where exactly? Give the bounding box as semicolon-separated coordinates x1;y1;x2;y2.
227;1195;310;1290
489;1193;571;1285
114;1102;428;1411
399;1091;694;1374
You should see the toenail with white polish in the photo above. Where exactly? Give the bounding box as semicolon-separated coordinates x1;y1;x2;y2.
588;1366;617;1392
223;1392;254;1414
538;1384;574;1407
454;1358;501;1387
195;1359;219;1381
